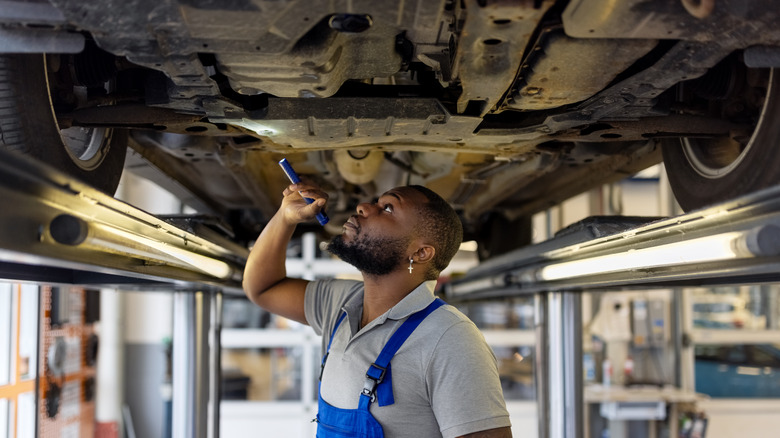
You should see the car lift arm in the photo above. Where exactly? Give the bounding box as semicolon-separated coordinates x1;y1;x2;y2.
447;186;780;300
0;148;253;438
0;149;248;293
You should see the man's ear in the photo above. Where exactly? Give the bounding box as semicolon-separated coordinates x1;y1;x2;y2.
413;245;436;264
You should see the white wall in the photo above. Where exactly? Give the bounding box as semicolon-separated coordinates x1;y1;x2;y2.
122;292;174;344
115;170;178;344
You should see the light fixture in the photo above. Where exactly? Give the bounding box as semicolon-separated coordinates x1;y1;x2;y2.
536;225;780;281
91;224;235;279
49;214;235;280
459;241;479;252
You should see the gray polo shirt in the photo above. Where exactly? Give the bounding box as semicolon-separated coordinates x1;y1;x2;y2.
305;279;511;438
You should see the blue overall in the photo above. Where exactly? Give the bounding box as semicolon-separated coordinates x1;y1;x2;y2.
314;298;446;438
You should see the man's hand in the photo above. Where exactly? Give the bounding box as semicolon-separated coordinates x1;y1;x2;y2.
281;182;328;225
459;426;513;438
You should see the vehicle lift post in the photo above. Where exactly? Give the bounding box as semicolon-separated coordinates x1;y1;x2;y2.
536;291;584;438
172;290;223;438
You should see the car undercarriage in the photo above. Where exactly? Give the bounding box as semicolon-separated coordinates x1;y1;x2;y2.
2;0;780;257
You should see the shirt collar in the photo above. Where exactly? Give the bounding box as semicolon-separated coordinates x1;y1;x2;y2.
341;280;438;332
386;280;437;320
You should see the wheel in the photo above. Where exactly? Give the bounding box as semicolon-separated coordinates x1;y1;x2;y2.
476;213;532;261
0;54;126;194
662;65;780;211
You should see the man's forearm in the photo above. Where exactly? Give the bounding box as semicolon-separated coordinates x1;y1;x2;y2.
242;210;297;302
241;182;326;323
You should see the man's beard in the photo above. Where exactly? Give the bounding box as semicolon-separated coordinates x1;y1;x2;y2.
327;232;409;276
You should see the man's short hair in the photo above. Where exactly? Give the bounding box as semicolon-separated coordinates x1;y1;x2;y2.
408;185;463;279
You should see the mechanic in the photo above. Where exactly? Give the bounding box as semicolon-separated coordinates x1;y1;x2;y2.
243;181;512;438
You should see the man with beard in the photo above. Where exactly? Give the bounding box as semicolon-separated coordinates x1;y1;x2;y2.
243;181;512;438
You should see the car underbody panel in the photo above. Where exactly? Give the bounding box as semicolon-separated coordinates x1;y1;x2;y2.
3;0;780;253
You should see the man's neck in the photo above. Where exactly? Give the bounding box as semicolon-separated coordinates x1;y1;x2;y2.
359;271;426;329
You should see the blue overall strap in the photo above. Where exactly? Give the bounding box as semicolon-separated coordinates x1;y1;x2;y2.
320;312;347;380
362;298;446;407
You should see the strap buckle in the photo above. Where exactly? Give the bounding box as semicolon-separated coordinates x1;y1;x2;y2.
361;363;386;401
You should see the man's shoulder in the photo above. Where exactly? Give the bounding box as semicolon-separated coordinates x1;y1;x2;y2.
433;302;474;325
304;278;365;335
417;302;483;342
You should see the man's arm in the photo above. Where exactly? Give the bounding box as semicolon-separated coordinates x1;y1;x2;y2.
459;426;513;438
242;182;328;324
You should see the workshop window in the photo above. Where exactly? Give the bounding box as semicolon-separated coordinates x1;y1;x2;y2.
0;283;39;438
0;398;9;437
0;283;11;387
17;391;34;438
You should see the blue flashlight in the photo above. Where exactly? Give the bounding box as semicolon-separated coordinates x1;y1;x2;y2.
278;158;329;226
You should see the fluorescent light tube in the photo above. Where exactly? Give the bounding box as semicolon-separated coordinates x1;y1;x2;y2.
537;225;780;281
49;214;235;280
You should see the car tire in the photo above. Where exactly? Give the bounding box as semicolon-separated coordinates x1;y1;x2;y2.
476;213;532;261
0;54;126;194
662;67;780;212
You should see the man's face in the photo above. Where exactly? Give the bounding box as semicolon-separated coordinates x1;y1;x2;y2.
327;187;425;276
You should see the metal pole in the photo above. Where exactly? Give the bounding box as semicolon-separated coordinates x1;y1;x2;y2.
548;292;565;438
679;289;696;393
194;292;211;437
671;289;683;388
172;292;193;438
209;291;223;438
764;284;777;329
544;291;583;438
561;292;583;438
173;291;211;438
534;293;549;438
